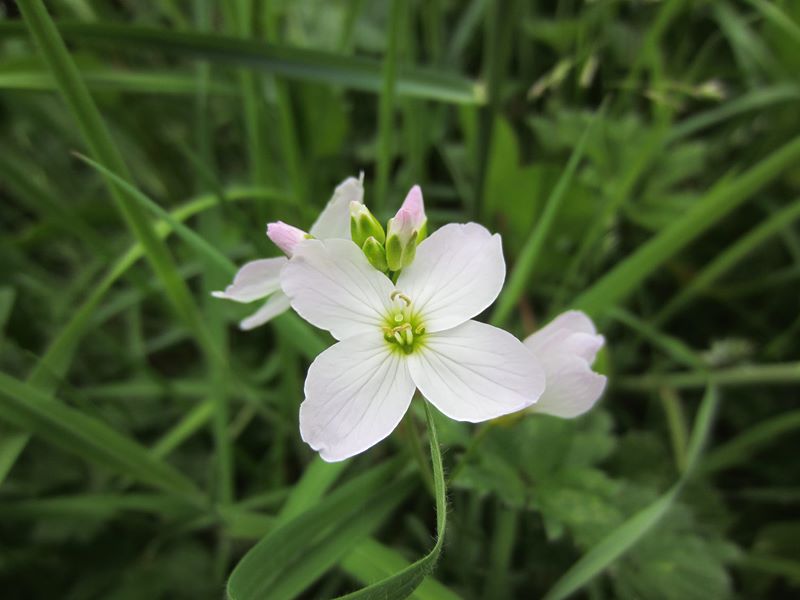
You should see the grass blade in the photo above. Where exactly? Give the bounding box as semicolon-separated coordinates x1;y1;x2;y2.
0;21;483;105
656;198;800;324
491;109;598;326
543;386;720;600
572;135;800;317
16;0;210;347
702;409;800;473
618;362;800;391
75;153;238;277
0;372;200;497
226;459;402;599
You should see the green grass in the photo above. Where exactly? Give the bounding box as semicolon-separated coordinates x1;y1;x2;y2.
2;1;800;599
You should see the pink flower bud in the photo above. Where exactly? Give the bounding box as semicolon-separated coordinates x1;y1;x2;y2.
399;185;425;226
267;221;308;257
387;185;427;245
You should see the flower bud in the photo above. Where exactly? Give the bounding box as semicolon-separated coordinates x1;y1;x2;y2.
385;185;427;270
361;236;388;272
350;201;385;247
267;221;309;257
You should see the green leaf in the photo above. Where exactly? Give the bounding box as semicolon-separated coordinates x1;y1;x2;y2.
656;197;800;324
75;153;238;277
340;539;463;600
336;402;447;599
572;135;800;317
0;65;236;94
16;0;213;354
0;372;201;497
702;409;800;473
0;21;483;105
542;387;720;600
226;459;403;600
491;108;599;327
275;457;349;525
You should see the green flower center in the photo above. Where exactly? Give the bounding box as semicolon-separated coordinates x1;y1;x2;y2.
383;291;425;355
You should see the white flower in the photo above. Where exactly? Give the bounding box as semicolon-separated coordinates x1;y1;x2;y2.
212;176;363;330
523;310;607;418
282;222;546;462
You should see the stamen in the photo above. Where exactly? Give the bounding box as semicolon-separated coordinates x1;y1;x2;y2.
390;290;412;306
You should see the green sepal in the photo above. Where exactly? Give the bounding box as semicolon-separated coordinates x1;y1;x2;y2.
362;236;388;272
350;205;386;247
385;233;404;271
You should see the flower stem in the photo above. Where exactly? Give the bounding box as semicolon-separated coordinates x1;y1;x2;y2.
403;408;435;498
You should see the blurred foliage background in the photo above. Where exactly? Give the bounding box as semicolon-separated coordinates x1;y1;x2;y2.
1;0;799;598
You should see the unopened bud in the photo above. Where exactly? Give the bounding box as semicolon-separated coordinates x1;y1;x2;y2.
350;202;385;247
385;185;427;270
362;236;388;272
267;221;309;257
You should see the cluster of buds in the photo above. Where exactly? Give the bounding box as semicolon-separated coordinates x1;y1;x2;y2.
350;185;427;274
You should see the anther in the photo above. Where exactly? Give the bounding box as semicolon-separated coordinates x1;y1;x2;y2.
390;290;412;306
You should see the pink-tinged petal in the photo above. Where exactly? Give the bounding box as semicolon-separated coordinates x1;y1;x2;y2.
524;310;607;418
300;332;415;462
239;291;292;331
396;223;505;332
408;320;544;422
309;174;364;240
281;239;395;340
267;221;308;257
211;257;285;303
400;185;425;223
390;185;426;238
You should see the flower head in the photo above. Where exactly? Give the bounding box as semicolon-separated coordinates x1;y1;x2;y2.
212;175;364;329
523;310;606;418
282;222;545;461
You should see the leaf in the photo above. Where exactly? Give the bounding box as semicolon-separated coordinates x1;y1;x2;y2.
572;135;800;317
542;387;720;600
0;372;201;497
17;0;213;353
335;402;447;599
702;409;800;473
0;66;236;94
340;539;463;600
0;21;483;105
75;153;238;277
491;107;599;327
226;459;403;600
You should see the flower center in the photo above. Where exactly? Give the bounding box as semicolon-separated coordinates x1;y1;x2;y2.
383;290;425;354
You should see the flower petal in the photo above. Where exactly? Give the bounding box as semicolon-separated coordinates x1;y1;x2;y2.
309;175;364;240
300;332;415;462
408;320;544;422
281;239;394;340
211;257;285;303
239;291;292;331
524;310;600;360
524;310;607;418
396;223;505;332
